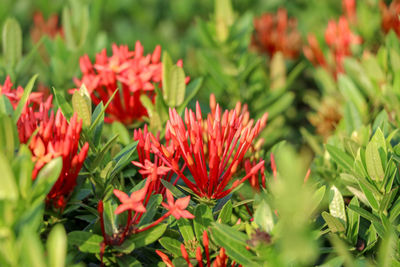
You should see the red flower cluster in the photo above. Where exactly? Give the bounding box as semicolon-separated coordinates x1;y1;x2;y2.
30;11;63;44
342;0;357;24
74;41;187;124
18;98;89;209
147;95;267;201
252;8;302;59
156;230;242;267
133;125;181;197
2;75;90;209
0;76;43;109
304;16;361;77
380;0;400;38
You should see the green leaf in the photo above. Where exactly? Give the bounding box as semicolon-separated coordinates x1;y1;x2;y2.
162;52;173;103
358;182;379;211
0;114;17;159
177;77;203;115
114;239;135;254
47;224;67;267
211;223;256;266
217;199;233;224
68;231;103;253
311;186;326;213
365;128;386;182
321;212;345;233
12;75;38;123
326;144;354;172
348;205;385;238
346;197;360;245
116;255;142;267
378;230;397;267
108;141;138;180
112;122;131;146
91;102;104;146
72;84;92;127
0;151;18;200
338;75;367;115
254;199;275;233
159;237;182;257
53;87;73;120
138;194;162;227
177;218;195;242
2;17;22;68
329;186;346;226
193;204;214;242
20;229;46;267
31;157;62;202
130;223;167;248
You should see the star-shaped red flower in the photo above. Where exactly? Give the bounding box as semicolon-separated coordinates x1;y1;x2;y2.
114;181;149;214
161;190;194;220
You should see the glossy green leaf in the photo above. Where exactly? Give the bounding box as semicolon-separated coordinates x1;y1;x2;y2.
72;84;92;127
346;197;359;245
177;218;195;242
112;122;130;146
310;186;326;213
217;199;232;224
53;87;73;120
329;186;346;225
159;237;182;257
365;128;386;182
130;223;167;248
326;144;354;172
12;75;38;123
68;231;103;253
193;204;214;242
138;194;162;227
321;212;345;233
31;157;62;202
211;223;256;266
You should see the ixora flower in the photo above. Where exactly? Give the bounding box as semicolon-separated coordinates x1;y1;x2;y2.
304;16;361;77
156;230;241;267
30;11;63;44
149;95;266;202
17;95;89;209
380;0;400;38
252;8;302;59
133;125;182;197
0;76;43;109
73;41;188;125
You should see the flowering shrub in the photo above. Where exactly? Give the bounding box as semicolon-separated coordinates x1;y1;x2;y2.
1;0;400;266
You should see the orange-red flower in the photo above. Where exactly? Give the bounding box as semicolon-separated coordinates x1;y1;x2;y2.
252;8;302;59
17;96;88;209
113;181;149;214
162;190;194;220
303;17;361;77
150;96;266;200
157;230;242;267
0;76;43;109
30;11;63;43
74;41;188;124
343;0;357;24
380;0;400;37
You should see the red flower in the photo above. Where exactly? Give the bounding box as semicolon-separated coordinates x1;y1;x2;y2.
161;190;194;220
0;76;43;109
303;17;361;77
74;41;188;125
252;8;302;59
380;0;400;38
325;16;361;74
157;230;242;267
17;96;89;209
113;180;149;214
343;0;357;24
133;125;182;196
150;96;266;200
303;35;327;69
30;11;63;44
